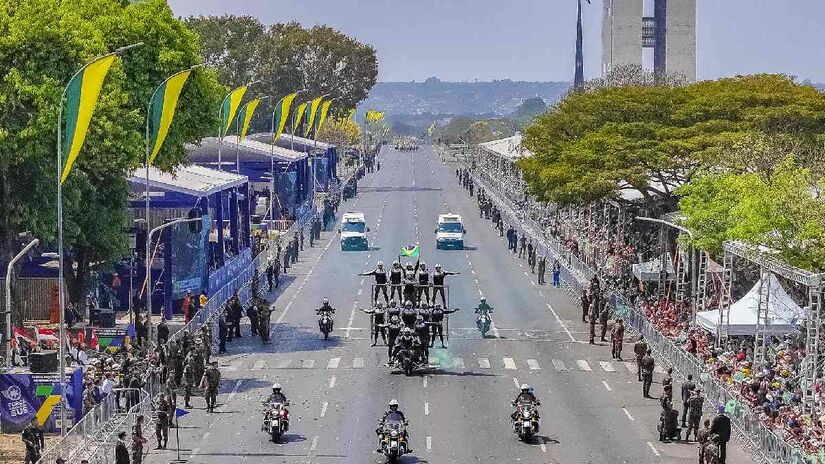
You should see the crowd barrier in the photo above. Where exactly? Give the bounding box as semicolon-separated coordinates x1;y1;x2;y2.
466;159;811;464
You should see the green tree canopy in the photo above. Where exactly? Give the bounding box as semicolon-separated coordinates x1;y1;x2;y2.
519;74;825;208
509;97;547;128
0;0;223;306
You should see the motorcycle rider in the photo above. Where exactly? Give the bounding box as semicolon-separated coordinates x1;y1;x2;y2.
511;384;541;430
360;261;389;305
475;296;494;334
431;264;460;307
389;262;404;301
416;262;431;306
381;314;403;364
414;314;435;360
387;299;400;318
316;298;336;333
427;304;459;348
361;302;387;346
400;300;418;328
376;399;411;453
391;327;419;364
263;383;290;432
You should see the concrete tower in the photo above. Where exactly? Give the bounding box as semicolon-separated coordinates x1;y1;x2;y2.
601;0;696;82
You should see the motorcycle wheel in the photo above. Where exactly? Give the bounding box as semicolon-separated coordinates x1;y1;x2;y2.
323;330;329;340
404;359;413;376
271;429;282;442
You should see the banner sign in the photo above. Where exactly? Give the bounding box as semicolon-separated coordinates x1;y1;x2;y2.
170;215;211;299
0;368;83;433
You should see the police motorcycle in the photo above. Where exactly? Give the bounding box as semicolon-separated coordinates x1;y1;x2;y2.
261;384;290;442
511;384;540;442
392;328;426;376
475;297;493;337
377;401;411;462
317;298;335;339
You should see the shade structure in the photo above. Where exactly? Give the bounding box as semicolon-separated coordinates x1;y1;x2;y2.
632;257;676;282
696;273;805;336
128;164;247;197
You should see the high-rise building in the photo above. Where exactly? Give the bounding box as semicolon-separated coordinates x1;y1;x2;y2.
601;0;696;82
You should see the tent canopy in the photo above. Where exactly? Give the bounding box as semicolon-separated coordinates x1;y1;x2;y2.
185;136;307;166
128;165;247;197
696;273;805;336
632;257;675;281
479;134;532;160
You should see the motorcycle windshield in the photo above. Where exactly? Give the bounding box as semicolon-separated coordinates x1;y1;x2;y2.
383;413;406;432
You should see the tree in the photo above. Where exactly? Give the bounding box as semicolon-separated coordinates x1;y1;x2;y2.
435;116;515;145
185;15;265;89
520;74;825;209
0;0;223;311
317;117;361;148
509;97;547;129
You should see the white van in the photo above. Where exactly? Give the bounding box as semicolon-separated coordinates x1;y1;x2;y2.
339;212;369;251
435;213;465;250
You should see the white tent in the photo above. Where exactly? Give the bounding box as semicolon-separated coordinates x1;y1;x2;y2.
632;257;675;282
696;273;805;336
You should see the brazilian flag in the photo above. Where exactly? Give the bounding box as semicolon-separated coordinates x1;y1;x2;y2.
293;101;308;134
147;68;194;164
400;244;420;258
221;86;248;136
236;98;262;141
315;99;333;134
273;92;298;142
304;96;325;138
60;54;118;183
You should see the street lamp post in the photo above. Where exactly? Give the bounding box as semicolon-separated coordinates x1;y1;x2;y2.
5;238;39;369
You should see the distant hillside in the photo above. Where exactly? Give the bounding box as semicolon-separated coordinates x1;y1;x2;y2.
360;77;571;116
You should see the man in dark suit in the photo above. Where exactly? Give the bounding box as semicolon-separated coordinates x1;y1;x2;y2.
115;431;130;464
709;405;731;463
680;374;696;427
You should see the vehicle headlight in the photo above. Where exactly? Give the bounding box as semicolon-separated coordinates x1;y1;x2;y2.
390;430;398;437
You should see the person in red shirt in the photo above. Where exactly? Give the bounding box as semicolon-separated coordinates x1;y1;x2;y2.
182;291;193;323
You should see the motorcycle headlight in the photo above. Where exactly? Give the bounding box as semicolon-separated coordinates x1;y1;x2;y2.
522;411;532;419
390;430;399;437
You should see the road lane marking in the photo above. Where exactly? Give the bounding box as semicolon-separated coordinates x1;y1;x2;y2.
226;380;243;404
302;359;315;369
601;380;612;391
344;304;358;339
328;376;336;389
424;402;429;415
426;436;432;451
527;359;541;370
546;303;576;342
478;358;491;369
423;376;428;388
503;357;517;370
275;237;336;325
320;401;328;418
576;360;592;371
647;441;660;457
599;361;615;372
253;360;266;370
310;436;319;452
327;357;341;369
622;408;634;421
352;358;365;369
275;359;291;369
552;359;567;371
452;357;465;369
540;441;547;452
623;362;636;372
512;377;520;388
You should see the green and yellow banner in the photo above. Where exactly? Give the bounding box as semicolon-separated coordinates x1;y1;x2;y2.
221;85;248;136
366;109;385;123
304;96;325;138
293;101;308;134
60;54;118;183
273;92;298;142
315;100;333;134
237;98;261;142
147;69;194;164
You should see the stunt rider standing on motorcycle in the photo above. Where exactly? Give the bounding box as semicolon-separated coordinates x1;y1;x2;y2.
402;260;420;306
376;399;411;453
414;314;436;360
360;261;389;305
428;304;459;348
400;300;418;328
389;262;404;302
432;264;460;307
416;262;431;305
362;302;387;346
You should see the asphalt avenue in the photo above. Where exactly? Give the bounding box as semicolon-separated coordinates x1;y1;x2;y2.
145;146;749;463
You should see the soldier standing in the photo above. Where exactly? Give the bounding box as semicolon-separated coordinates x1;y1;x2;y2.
201;361;222;413
580;289;589;323
588;299;598;345
598;295;609;342
633;336;648;381
182;359;195;408
641;349;655;398
248;303;259;337
218;312;228;353
131;415;147;464
685;389;705;441
537;255;546;284
21;418;44;464
611;318;625;360
154;394;170;449
259;303;272;342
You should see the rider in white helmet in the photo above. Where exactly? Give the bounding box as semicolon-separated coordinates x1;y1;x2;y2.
377;399;411;452
267;383;288;404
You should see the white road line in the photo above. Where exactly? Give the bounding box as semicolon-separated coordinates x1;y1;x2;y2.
646;441;661;457
302;359;315;369
357;288;362;296
226;380;243;404
452;357;465;369
490;319;501;338
478;358;491;369
552;359;567;371
352;358;365;369
424;402;429;415
426;436;432;451
599;361;615;372
344;304;358;339
601;380;612;391
540;441;547;453
545;303;576;342
310;436;319;452
576;360;592;371
624;362;636;372
471;269;476;275
320;401;328;418
527;359;541;370
423;376;428;388
252;360;266;370
523;271;529;276
275;237;335;324
328;376;336;389
622;408;634;421
503;357;517;370
275;359;291;369
327;357;341;369
512;377;521;388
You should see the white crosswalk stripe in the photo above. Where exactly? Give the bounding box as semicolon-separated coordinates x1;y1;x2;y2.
552;359;567;371
576;360;592;371
252;360;266;370
503;357;517;370
452;357;465;369
478;358;491;369
527;359;541;370
599;361;615;372
302;359;316;369
623;362;636;373
275;359;291;369
352;358;365;369
327;357;341;369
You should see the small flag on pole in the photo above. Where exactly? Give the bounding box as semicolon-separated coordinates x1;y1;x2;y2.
236;98;262;141
273;92;298;142
175;407;190;418
221;86;248;135
293;101;308;134
304;96;325;137
147;68;194;164
399;244;420;258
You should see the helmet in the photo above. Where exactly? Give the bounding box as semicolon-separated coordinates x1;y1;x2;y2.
322;298;329;305
404;300;413;308
520;384;530;392
416;314;424;321
480;296;486;303
435;263;442;269
434;303;442;309
377;261;384;267
392;261;399;267
272;383;281;392
389;399;399;408
389;300;397;307
376;302;385;308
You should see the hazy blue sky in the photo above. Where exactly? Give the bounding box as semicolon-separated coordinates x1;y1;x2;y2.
168;0;825;83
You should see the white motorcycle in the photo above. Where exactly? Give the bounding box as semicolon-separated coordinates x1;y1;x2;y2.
262;401;290;442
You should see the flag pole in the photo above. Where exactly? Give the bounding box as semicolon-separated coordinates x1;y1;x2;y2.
57;43;142;435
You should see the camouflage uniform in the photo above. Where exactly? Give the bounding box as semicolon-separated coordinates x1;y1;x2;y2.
202;364;221;412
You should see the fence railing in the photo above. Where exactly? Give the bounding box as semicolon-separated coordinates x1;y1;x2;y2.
464;153;810;464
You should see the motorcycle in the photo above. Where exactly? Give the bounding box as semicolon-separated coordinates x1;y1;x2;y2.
262;401;290;442
318;312;334;339
512;403;539;442
379;412;410;462
476;313;492;337
392;344;426;376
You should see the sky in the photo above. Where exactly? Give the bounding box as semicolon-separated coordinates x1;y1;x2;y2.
167;0;825;83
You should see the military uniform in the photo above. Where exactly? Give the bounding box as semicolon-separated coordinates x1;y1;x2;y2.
259;304;272;342
182;362;195;408
203;365;221;412
155;397;170;449
633;339;649;381
641;354;655;397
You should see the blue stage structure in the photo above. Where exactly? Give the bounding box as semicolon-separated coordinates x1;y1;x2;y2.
252;133;340;192
127;165;250;319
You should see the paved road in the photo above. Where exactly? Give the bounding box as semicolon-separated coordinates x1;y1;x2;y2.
146;146;749;463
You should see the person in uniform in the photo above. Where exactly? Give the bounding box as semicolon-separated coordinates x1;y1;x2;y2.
201;361;221;413
22;418;44;464
389;261;404;302
580;289;589;323
427;304;459;348
182;358;195;408
380;315;403;364
611;318;625;360
360;261;390;305
598;294;610;342
588;299;598;344
662;367;674;400
247;303;259;337
641;349;656;398
431;264;459;308
537;255;546;284
709;405;731;463
416;263;431;306
131;415;147;464
686;389;705;441
218;312;228;353
258;303;272;342
155;394;170;449
681;374;696;427
362;303;387;346
633;336;649;381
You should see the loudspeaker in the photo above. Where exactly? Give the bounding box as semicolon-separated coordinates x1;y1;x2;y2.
29;350;58;373
98;310;116;328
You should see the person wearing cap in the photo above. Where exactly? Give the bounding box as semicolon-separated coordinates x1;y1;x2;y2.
22;418;43;464
360;261;389;305
686;389;705;441
131;415;147;464
611;318;625;360
182;290;193;323
709;405;731;463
